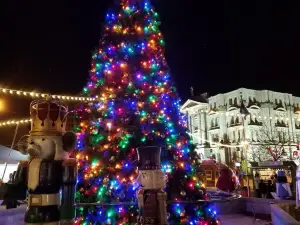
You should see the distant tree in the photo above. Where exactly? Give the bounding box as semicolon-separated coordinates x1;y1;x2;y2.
249;123;292;162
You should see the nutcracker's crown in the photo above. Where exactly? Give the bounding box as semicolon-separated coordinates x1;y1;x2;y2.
30;99;68;136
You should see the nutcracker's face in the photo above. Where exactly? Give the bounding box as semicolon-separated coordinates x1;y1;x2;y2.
138;170;166;189
28;135;63;160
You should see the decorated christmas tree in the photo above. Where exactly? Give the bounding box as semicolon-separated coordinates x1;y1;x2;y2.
74;0;220;224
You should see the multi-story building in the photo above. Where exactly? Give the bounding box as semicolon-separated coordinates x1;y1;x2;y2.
181;88;300;166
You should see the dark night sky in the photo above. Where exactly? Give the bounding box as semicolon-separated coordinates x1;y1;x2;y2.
0;0;300;121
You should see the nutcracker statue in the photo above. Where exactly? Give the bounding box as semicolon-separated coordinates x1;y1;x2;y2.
136;146;168;225
0;99;78;225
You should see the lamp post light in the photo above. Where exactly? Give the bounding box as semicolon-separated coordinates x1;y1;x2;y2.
0;99;5;112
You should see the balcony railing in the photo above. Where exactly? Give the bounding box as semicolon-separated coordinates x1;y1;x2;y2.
275;121;287;128
248;119;263;126
210;125;220;130
228;122;242;127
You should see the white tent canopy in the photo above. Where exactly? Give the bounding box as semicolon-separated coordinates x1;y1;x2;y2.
0;145;28;182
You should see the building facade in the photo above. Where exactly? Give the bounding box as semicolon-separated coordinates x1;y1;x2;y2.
181;88;300;166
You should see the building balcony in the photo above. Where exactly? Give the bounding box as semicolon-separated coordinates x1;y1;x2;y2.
192;126;199;133
247;100;261;108
274;103;285;110
227;122;242;128
275;121;287;128
212;138;220;143
295;124;300;130
248;118;262;126
227;104;239;111
209;125;220;131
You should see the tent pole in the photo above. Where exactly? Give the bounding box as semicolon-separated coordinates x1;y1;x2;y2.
1;123;20;181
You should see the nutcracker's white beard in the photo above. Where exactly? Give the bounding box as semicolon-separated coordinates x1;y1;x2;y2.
28;158;42;191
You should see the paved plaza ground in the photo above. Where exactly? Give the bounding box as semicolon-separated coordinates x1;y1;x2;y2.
219;214;271;225
0;205;272;225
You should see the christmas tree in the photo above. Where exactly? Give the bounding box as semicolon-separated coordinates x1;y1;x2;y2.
74;0;219;224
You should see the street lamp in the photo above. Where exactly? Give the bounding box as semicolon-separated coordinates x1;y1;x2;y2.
0;99;5;112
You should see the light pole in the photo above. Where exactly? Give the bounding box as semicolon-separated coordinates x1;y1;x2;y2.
241;121;250;197
240;92;250;197
0;99;5;113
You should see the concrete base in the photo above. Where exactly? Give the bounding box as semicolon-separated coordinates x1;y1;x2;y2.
271;204;300;225
219;214;270;225
0;205;25;225
0;198;297;225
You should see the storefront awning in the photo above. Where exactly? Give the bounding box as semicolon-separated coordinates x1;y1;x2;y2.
0;145;28;164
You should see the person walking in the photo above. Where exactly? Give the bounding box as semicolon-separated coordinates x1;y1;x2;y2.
266;180;273;199
254;173;261;198
259;179;267;198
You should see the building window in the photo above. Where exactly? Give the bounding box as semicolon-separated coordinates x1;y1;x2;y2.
230;117;234;125
233;131;236;142
214;102;217;109
279;100;283;107
275;99;278;105
215;118;219;127
215;134;219;142
234;97;238;105
194;126;199;132
229;98;232;105
212;134;219;142
211;119;214;128
189;116;192;130
278;132;283;143
235;117;240;124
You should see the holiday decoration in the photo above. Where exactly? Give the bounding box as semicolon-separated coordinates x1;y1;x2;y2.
136;146;167;225
0;99;77;225
216;164;239;193
0;87;96;102
0;118;31;127
73;0;219;224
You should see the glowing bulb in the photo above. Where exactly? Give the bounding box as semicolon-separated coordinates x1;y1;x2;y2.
106;122;112;130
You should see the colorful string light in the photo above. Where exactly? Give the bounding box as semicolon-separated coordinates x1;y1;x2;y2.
0;87;97;102
74;0;219;224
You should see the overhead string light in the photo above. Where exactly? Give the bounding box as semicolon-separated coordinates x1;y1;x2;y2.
0;119;31;127
188;109;300;121
0;87;99;102
187;132;245;148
